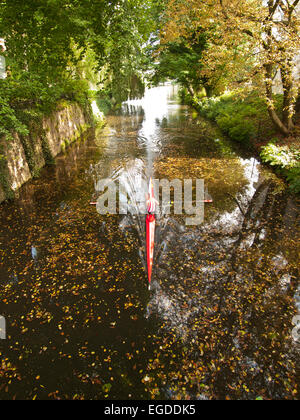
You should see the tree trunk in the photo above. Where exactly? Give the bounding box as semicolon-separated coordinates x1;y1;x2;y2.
295;95;300;113
186;84;195;98
262;8;294;136
281;64;295;131
204;84;214;98
264;64;290;136
266;105;290;136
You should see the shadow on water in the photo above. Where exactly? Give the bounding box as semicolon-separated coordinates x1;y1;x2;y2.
0;85;299;400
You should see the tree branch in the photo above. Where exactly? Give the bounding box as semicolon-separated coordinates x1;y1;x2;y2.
268;0;281;18
289;0;300;20
219;0;229;20
291;0;300;10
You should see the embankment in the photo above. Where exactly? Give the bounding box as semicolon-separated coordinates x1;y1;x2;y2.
186;91;300;194
0;102;93;203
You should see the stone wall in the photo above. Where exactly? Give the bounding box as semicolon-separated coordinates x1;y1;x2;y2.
2;132;32;192
0;102;92;203
43;103;89;157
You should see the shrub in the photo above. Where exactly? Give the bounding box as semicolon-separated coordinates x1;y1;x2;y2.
61;79;90;108
261;143;300;193
260;143;296;168
286;166;300;193
193;90;299;193
0;89;29;140
194;91;279;145
96;95;114;115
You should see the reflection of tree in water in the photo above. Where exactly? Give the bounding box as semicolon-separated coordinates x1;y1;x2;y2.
146;180;299;400
118;104;145;118
155;156;250;218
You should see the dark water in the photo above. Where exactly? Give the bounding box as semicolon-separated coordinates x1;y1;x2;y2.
0;85;299;400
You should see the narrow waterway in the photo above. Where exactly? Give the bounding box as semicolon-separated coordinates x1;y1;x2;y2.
0;85;299;400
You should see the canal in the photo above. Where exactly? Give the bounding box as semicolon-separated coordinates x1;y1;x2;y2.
0;85;299;400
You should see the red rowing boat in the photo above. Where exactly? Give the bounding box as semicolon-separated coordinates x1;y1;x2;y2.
146;179;157;288
89;181;213;290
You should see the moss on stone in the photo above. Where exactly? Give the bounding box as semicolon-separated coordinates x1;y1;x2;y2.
41;133;55;165
19;134;36;175
0;153;14;200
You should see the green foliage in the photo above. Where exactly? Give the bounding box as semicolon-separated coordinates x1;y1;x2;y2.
0;89;29;140
0;0;88;82
261;143;300;193
152;29;210;95
0;73;90;193
260;143;299;169
60;79;90;109
0;152;14;199
0;75;90;139
193;90;299;192
41;133;55;166
216;115;256;144
195;91;280;145
286;166;300;194
0;0;160;132
0;0;161;200
92;0;159;103
96;95;114;116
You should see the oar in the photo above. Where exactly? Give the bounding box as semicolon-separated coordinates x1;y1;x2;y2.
89;200;213;206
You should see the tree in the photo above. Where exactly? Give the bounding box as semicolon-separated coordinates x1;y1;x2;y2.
0;0;160;103
161;0;300;135
262;0;300;134
0;0;88;82
94;0;160;103
152;29;216;97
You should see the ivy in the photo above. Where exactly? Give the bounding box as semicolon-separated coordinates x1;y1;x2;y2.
0;152;14;200
41;133;55;166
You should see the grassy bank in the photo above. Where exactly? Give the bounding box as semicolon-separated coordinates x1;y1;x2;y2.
187;90;300;193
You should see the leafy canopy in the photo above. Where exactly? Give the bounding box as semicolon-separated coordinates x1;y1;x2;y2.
161;0;300;134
